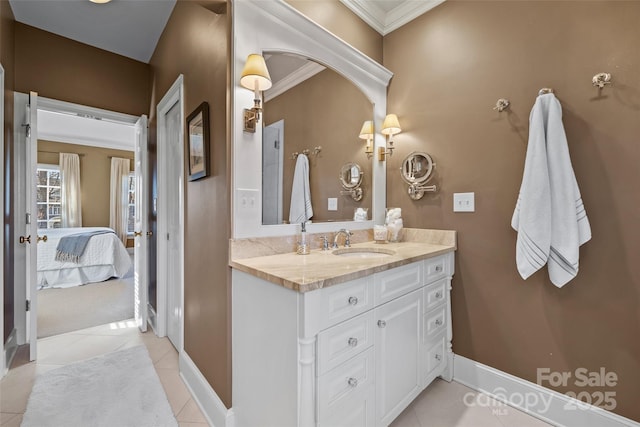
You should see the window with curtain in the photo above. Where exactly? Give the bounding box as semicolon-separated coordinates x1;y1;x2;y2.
110;157;131;243
36;165;62;229
59;152;83;228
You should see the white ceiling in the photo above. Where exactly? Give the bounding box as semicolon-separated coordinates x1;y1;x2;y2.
9;0;176;63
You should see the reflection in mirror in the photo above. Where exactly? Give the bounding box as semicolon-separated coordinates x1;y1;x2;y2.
261;52;372;225
340;162;362;189
339;162;363;202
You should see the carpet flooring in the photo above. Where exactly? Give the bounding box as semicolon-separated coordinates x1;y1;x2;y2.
21;345;178;427
37;254;135;338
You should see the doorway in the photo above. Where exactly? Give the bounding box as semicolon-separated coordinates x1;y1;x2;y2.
10;94;149;362
156;75;185;351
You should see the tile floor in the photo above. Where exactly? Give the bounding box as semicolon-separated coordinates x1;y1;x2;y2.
390;378;552;427
0;319;552;427
0;319;208;427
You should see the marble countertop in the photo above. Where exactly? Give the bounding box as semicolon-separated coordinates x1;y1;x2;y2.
230;238;456;293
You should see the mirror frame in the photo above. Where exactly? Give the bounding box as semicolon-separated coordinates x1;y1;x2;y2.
232;0;393;238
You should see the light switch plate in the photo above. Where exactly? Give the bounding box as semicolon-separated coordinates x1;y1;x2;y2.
328;198;338;211
453;192;475;212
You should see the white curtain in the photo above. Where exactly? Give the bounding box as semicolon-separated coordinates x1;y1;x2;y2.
109;157;130;243
59;153;82;228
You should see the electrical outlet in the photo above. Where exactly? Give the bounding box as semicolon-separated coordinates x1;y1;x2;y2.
453;192;475;212
328;198;338;211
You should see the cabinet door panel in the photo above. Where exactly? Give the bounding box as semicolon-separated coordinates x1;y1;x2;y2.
375;289;422;426
373;262;422;306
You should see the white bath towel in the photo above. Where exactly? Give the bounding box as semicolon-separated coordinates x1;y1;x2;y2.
512;93;591;287
289;154;313;224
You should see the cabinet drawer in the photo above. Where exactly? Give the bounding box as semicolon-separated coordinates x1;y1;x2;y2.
423;279;447;313
424;254;447;284
423;306;446;342
318;348;375;417
319;277;373;330
318;384;375;427
373;262;422;306
423;333;447;380
318;311;374;375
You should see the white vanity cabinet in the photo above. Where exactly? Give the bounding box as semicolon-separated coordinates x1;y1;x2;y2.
232;251;454;427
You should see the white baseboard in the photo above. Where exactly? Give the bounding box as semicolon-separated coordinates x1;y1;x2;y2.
179;350;233;427
453;354;640;427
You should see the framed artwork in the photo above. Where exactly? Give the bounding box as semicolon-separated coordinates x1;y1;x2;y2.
186;102;210;181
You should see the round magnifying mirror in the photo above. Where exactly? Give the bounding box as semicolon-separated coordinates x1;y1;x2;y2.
340;162;363;189
401;152;434;185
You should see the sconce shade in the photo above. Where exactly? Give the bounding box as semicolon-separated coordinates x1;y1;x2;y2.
358;120;374;139
381;114;401;136
240;54;272;91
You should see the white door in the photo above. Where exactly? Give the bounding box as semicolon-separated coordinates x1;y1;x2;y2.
375;289;422;426
134;115;149;332
157;75;184;351
163;101;183;349
25;92;38;360
262;120;284;225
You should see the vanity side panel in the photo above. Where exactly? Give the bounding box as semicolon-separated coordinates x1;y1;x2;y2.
232;270;299;427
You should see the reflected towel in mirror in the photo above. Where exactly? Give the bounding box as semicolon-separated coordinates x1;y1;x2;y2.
289;154;313;224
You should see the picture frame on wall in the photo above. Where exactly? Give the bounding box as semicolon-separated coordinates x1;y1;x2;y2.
186;101;210;181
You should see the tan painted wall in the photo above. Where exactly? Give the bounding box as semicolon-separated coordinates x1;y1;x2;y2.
286;0;383;64
1;0;15;342
383;1;640;421
14;23;150;116
264;69;372;223
37;140;134;231
149;1;231;407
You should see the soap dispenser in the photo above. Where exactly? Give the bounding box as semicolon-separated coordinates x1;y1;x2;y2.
297;222;310;255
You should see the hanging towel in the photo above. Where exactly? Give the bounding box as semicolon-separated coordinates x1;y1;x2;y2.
512;93;591;287
289;154;313;224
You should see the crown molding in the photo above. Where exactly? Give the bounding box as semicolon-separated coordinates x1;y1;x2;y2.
339;0;446;35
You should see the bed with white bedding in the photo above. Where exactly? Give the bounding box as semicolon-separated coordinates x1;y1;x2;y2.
37;227;132;289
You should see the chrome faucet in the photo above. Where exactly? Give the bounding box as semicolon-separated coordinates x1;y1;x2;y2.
333;229;353;248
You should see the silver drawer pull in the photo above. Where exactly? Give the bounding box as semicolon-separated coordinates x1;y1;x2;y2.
348;337;358;347
435;354;442;361
435;319;443;326
347;377;358;387
348;296;359;306
435;265;443;272
377;320;386;328
435;291;442;299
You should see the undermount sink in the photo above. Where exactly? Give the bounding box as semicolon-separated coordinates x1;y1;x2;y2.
332;247;396;258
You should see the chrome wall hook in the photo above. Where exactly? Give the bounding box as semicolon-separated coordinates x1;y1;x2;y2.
592;72;612;89
493;98;510;112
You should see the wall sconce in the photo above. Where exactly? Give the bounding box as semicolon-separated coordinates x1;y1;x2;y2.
358;120;374;158
240;53;272;133
378;114;401;161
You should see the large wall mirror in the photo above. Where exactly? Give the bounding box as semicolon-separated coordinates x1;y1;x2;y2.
233;0;392;238
262;52;373;225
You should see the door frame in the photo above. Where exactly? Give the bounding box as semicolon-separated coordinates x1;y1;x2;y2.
156;75;185;351
12;94;143;361
0;63;5;376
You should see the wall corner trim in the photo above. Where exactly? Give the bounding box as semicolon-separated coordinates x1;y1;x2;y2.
453;354;640;427
179;351;233;427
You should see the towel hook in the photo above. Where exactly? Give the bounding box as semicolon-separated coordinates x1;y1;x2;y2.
538;88;554;96
592;72;612;89
493;98;510;112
